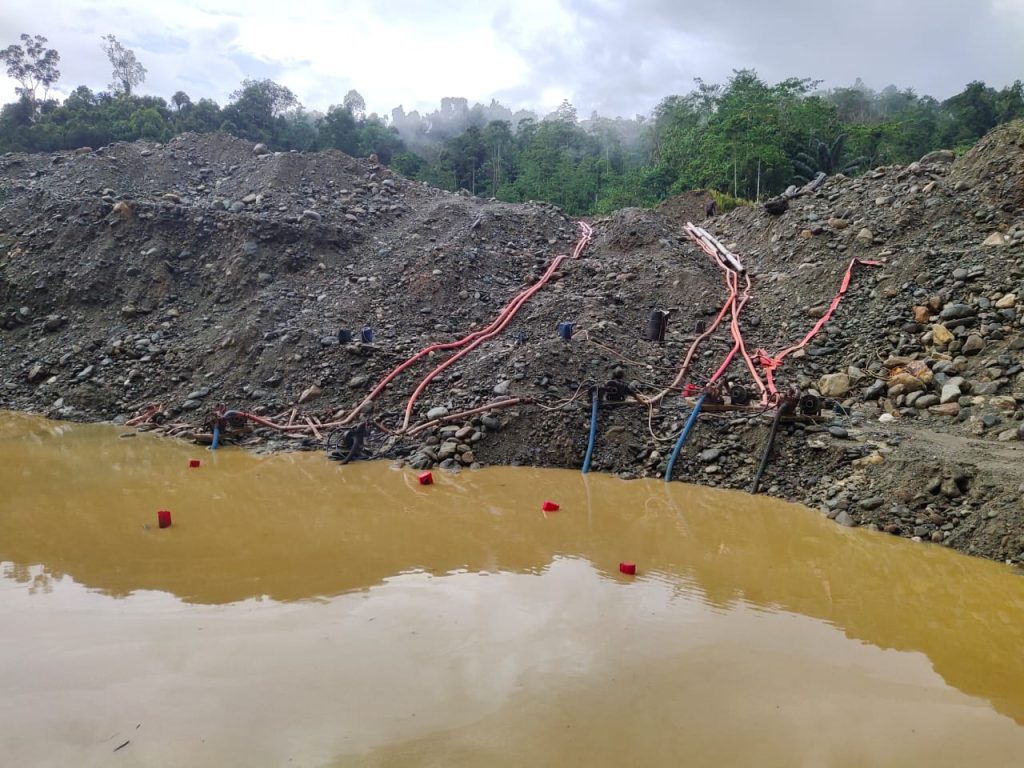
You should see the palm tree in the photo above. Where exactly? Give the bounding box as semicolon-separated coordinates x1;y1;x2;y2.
792;134;867;182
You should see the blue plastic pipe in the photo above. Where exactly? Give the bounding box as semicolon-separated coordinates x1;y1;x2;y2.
582;388;599;473
210;424;220;451
664;393;706;482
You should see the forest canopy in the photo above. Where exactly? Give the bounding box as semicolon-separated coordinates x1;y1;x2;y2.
2;32;1021;215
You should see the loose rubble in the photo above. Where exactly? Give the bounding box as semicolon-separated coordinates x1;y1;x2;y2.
2;124;1024;564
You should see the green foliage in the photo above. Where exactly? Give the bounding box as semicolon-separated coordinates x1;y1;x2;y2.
0;34;60;113
1;48;1022;221
221;79;299;145
708;188;751;213
792;134;868;182
101;35;146;96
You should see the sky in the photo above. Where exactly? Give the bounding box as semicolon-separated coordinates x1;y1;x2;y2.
1;0;1022;119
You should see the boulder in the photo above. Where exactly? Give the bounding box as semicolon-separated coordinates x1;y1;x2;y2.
931;324;954;345
818;372;850;397
298;384;322;403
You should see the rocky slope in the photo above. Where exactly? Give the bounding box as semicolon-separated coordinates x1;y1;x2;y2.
2;125;1023;563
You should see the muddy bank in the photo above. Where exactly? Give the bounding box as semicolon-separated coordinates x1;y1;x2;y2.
2;125;1024;563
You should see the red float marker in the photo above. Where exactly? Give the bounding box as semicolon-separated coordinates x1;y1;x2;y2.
157;510;172;529
418;471;434;486
619;562;636;575
189;459;201;468
542;500;560;512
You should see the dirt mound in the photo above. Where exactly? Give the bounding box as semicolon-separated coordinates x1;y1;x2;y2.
656;189;715;228
3;125;1024;563
950;120;1024;212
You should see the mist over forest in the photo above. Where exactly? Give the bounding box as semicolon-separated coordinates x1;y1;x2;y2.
3;32;1022;214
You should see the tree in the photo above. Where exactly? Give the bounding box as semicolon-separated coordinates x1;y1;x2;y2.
0;34;60;111
792;134;868;182
343;89;365;120
178;97;221;133
229;79;298;117
101;35;146;96
318;103;359;154
222;79;299;145
171;91;192;113
942;81;999;145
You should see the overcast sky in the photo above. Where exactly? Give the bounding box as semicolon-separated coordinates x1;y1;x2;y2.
2;0;1022;119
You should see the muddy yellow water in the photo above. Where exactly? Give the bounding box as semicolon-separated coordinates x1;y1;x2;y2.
3;412;1024;766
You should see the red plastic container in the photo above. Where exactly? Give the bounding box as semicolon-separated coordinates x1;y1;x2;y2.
619;562;636;575
542;500;560;512
189;459;201;468
418;471;433;486
157;510;172;529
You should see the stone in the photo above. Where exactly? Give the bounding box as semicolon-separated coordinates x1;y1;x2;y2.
818;372;850;397
493;380;511;396
996;293;1017;309
930;402;961;417
253;143;270;156
983;232;1010;247
301;209;322;223
912;306;931;323
859;496;884;511
989;395;1018;411
962;334;985;355
298;384;322;403
855;228;874;245
914;394;939;409
931;324;954;345
888;372;927;393
835;510;855;527
27;363;48;384
242;193;257;204
920;149;955;164
699;447;722;463
940;382;962;404
427;406;449;420
828;217;849;230
940;478;962;498
828;426;849;439
939;303;975;321
111;200;133;217
852;453;885;469
864;380;887;400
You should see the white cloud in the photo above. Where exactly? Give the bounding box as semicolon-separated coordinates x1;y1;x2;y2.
1;0;1021;119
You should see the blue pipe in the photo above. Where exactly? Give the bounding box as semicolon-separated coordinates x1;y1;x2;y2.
581;388;599;473
664;393;706;482
210;424;220;451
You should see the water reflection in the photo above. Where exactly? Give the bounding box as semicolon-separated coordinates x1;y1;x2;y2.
3;411;1024;740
